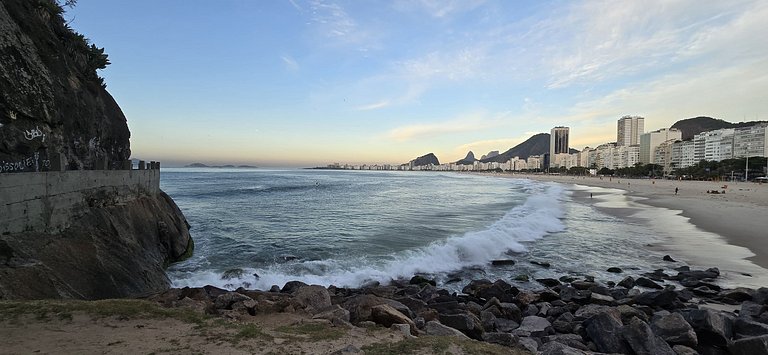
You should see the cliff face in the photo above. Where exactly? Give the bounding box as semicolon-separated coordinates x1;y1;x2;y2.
410;153;440;166
0;191;192;300
0;0;130;172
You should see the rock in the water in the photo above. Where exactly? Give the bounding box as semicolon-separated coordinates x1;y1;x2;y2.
636;277;664;289
729;335;768;355
651;312;697;348
607;267;623;273
622;317;676;355
531;260;551;268
514;315;553;337
409;275;436;286
293;285;331;313
585;310;631;354
491;259;516;266
423;320;469;338
663;255;676;262
683;309;733;348
281;281;308;294
371;304;417;335
537;278;561;287
618;276;635;289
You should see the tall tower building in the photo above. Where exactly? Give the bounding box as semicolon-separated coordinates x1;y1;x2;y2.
550;126;570;157
617;115;644;146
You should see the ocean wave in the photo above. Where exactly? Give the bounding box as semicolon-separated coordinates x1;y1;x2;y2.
170;182;567;290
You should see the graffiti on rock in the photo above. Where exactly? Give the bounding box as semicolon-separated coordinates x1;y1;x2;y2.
23;126;45;142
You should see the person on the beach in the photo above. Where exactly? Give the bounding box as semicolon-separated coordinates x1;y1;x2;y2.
675;187;679;195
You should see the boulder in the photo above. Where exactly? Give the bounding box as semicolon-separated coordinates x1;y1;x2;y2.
585;310;631;354
539;341;589;355
438;312;484;339
740;301;765;318
491;259;516;266
634;290;678;308
370;304;417;335
734;317;768;337
293;285;331;314
213;292;253;310
493;318;520;333
636;277;664;289
343;294;387;323
518;336;539;353
590;292;615;306
683;309;734;348
481;332;519;347
607;267;623;273
571;280;597;291
617;305;649;324
618;276;635;289
622;317;676;355
651;312;697;347
720;288;754;303
542;334;589;350
663;255;676;262
537;278;561;287
754;287;768;305
423;320;469;338
574;304;610;321
513;315;553;337
409;275;436;286
671;345;698;355
560;286;591;304
281;280;308;293
312;304;351;323
729;335;768;355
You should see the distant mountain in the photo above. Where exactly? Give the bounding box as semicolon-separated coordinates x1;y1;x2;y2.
671;116;768;140
410;153;440;166
480;151;499;160
185;163;257;168
481;133;550;163
455;151;477;165
186;163;209;167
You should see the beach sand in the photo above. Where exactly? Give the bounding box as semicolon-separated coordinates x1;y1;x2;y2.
510;174;768;288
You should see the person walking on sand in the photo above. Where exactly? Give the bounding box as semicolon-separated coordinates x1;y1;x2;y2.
675;187;679;195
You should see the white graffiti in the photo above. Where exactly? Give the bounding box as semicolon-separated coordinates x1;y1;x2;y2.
0;156;35;173
23;126;45;142
8;111;16;120
88;137;100;150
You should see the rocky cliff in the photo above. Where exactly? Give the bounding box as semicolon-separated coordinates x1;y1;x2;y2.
410;153;440;167
0;0;192;300
0;0;130;172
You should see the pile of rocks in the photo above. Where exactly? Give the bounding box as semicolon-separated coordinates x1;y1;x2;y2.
151;264;768;354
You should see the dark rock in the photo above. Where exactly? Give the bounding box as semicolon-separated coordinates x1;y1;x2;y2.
518;337;539;353
516;291;539;306
409;275;436;286
522;304;539;317
609;288;630;300
585;310;631;354
480;310;497;332
221;268;245;280
493;318;520;332
539;341;589;355
370;304;417;335
622;316;676;355
683;309;734;348
634;290;679;308
740;301;766;318
734;317;768;337
617;305;650;324
590;292;615;306
269;285;281;293
651;312;698;347
607;267;623;273
532;260;551;268
343;294;389;323
394;297;427;315
753;288;768;305
618;276;635;289
214;292;253;310
428;300;460;314
281;281;308;294
574;304;611;321
560;286;591;304
692;286;719;297
571;280;597;290
423;320;469;338
537;278;561;287
540;289;561;302
482;332;519;347
542;334;589;350
663;255;677;262
559;275;576;283
729;335;768;355
313;304;351;323
636;277;664;289
491;259;516;266
674;268;720;281
293;285;332;313
514;315;554;337
538;302;552;317
438;312;484;339
672;345;698;355
720;288;754;303
499;302;522;322
553;320;574;334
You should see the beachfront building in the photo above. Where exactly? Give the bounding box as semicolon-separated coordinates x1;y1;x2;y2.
694;128;735;162
670;140;696;170
639;128;682;164
550;127;570;161
733;123;768;158
617;115;644;146
654;140;677;173
615;145;640;169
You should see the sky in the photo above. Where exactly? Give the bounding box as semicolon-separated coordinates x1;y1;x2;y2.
66;0;768;167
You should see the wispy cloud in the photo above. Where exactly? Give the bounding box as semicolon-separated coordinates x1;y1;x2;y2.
387;111;505;141
307;0;379;51
281;55;299;72
394;0;487;19
355;100;391;111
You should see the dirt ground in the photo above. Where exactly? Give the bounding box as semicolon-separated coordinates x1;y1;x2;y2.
0;299;521;355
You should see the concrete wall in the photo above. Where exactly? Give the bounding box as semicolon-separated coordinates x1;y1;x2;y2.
0;169;160;235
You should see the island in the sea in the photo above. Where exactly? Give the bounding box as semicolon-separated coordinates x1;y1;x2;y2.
184;163;258;168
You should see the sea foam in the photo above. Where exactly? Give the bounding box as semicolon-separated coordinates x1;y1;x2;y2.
170;181;567;291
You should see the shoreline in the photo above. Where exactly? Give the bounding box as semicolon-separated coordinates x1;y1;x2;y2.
514;173;768;285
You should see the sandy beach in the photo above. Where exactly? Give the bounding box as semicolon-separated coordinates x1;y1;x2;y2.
513;173;768;287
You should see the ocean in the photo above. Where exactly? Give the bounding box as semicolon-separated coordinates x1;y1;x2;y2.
162;169;753;292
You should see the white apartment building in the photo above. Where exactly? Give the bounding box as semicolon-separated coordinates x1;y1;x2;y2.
733;123;768;158
639;128;682;164
695;128;735;162
617;116;644;146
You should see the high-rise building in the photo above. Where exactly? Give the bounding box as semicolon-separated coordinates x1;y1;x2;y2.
639;128;682;164
550;127;570;165
617;116;644;146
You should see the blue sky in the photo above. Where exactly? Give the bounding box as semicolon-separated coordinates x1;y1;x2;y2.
67;0;768;166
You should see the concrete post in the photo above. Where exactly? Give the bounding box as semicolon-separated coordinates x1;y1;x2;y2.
122;160;132;170
50;153;66;172
139;160;146;170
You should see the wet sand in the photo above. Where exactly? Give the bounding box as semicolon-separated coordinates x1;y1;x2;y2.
511;174;768;288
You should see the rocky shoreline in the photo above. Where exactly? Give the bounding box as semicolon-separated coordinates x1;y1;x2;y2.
149;257;768;355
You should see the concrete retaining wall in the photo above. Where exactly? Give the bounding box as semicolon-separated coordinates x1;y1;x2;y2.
0;169;160;234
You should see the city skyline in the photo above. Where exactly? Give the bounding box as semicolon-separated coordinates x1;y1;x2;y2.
67;1;768;167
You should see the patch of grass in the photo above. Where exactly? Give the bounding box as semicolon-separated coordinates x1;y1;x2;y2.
362;336;527;355
275;322;345;341
0;299;208;325
234;324;271;341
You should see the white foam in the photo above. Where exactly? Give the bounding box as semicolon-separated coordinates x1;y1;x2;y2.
171;181;567;290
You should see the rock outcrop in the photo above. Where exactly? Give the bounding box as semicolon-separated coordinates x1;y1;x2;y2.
409;153;439;167
0;191;192;299
0;0;130;171
454;151;477;165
